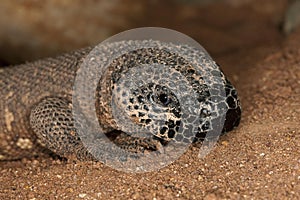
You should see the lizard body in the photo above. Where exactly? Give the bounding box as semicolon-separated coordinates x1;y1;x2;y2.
0;48;92;160
0;40;241;161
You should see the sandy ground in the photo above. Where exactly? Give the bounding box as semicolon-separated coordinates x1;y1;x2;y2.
0;1;299;199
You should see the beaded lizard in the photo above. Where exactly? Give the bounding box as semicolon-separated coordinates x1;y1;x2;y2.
0;40;241;162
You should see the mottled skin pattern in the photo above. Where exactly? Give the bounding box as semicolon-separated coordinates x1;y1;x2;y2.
0;48;93;160
0;42;241;161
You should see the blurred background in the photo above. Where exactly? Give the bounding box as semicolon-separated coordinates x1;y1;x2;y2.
0;0;294;65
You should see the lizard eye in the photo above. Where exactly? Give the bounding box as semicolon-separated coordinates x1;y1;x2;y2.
159;93;171;106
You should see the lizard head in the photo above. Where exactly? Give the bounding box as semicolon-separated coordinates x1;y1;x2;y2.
95;43;241;144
